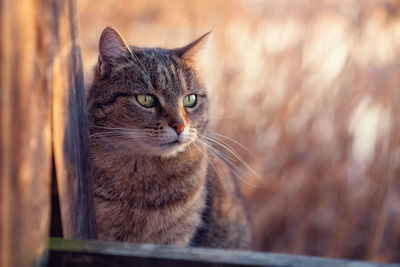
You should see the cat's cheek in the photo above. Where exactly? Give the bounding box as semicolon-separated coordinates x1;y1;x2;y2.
186;106;206;123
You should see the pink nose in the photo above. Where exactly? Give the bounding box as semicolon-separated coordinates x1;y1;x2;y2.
170;122;185;134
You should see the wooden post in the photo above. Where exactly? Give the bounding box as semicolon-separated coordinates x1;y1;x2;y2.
0;0;95;266
0;1;53;266
51;0;96;240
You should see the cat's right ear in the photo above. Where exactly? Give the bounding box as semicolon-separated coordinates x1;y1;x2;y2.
174;32;211;70
98;26;132;76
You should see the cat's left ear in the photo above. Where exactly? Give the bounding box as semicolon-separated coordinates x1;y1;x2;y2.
174;32;211;69
98;26;132;76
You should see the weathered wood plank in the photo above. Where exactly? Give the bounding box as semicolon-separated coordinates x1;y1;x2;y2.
0;1;54;266
48;238;400;267
51;0;96;240
1;0;95;266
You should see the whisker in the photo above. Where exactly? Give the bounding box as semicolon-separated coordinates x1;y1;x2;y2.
188;144;193;162
89;124;140;132
202;135;245;162
201;135;260;178
89;124;150;138
89;131;149;143
196;139;237;165
192;141;224;182
90;131;147;137
195;139;258;187
197;138;236;162
208;132;255;157
90;132;124;138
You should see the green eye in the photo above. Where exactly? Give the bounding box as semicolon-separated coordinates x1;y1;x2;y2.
137;94;155;108
183;94;197;108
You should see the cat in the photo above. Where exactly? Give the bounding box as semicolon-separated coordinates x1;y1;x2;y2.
87;26;252;249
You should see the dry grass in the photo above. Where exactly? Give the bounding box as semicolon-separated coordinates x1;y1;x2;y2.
78;0;400;262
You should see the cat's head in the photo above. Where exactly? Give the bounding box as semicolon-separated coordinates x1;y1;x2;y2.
88;27;210;157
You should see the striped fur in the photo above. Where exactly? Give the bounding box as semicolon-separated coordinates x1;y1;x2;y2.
87;27;252;249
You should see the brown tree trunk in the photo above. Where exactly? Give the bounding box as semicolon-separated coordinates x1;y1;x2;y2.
0;0;95;266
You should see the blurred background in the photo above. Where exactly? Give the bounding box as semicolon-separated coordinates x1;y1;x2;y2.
78;0;400;262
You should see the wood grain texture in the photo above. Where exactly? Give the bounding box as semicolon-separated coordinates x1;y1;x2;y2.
48;238;400;267
1;0;95;266
0;1;53;266
51;0;96;240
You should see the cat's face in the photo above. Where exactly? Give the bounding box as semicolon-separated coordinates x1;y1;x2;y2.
88;27;210;157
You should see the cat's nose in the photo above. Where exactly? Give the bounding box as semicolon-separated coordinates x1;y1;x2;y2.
169;122;185;135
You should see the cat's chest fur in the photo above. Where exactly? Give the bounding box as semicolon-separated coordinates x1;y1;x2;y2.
92;143;208;245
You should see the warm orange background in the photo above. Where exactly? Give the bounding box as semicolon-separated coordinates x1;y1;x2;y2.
78;0;400;262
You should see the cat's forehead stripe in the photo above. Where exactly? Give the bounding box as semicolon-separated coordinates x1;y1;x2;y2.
169;63;177;77
156;63;171;89
178;68;188;91
155;61;185;96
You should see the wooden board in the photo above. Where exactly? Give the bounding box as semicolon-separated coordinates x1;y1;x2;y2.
50;0;96;240
48;238;400;267
0;0;95;266
0;1;53;266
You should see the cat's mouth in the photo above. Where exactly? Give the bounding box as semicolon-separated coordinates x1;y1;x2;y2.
162;140;180;146
160;139;184;147
153;139;191;157
153;132;196;156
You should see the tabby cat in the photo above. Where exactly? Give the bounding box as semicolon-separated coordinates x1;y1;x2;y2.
87;26;252;249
